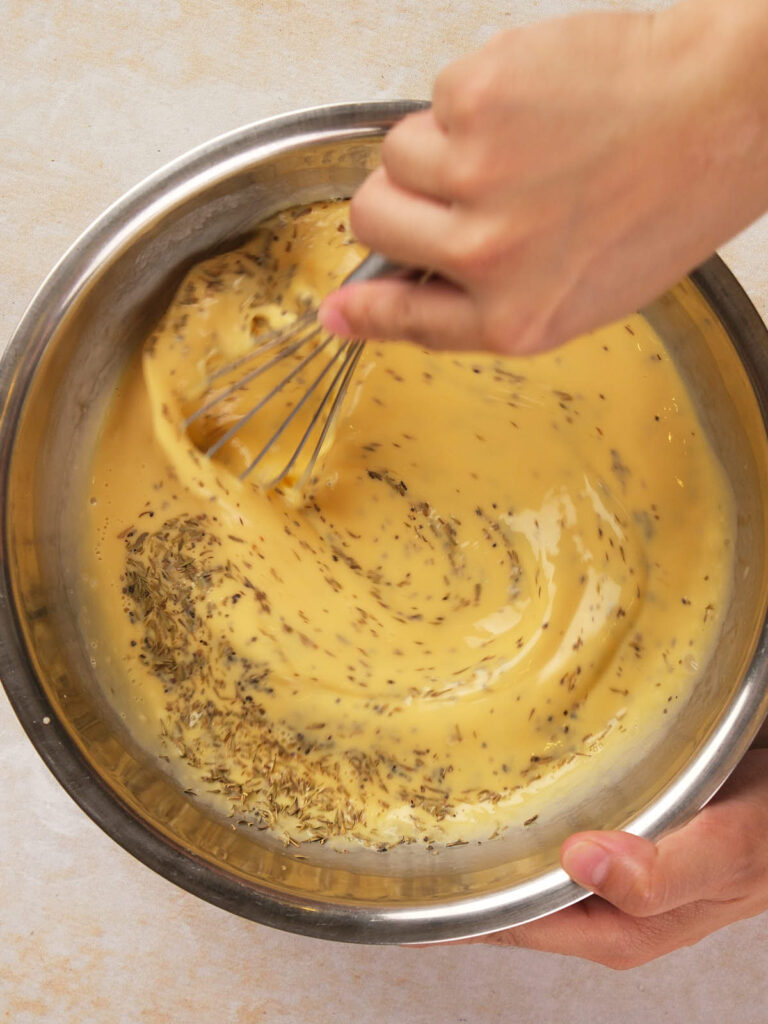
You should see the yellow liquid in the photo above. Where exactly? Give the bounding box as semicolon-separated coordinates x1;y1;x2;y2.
84;202;735;849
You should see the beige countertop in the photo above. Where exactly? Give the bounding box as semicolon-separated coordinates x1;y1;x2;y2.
2;2;768;1021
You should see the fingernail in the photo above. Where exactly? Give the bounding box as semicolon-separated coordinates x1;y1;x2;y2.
318;301;352;338
562;840;612;888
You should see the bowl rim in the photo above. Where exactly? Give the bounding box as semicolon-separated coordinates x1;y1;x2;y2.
1;100;768;944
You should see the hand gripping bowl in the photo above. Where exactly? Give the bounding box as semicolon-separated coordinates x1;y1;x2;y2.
1;102;768;944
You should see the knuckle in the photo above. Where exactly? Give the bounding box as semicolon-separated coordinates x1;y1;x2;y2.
390;287;429;343
481;320;518;356
348;171;387;243
610;856;666;919
443;221;505;279
480;306;539;357
380;126;405;173
348;208;384;258
436;63;496;131
432;63;462;124
442;152;487;203
620;881;659;919
381;114;419;165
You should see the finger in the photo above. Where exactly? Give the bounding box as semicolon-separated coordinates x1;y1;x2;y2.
431;31;517;137
381;108;455;203
349;167;456;274
461;899;645;961
432;47;484;132
458;895;737;970
560;816;753;918
317;278;481;350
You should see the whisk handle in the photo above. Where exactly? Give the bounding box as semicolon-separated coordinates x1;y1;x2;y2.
343;252;411;285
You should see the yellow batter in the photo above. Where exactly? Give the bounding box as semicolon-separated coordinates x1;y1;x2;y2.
84;201;734;849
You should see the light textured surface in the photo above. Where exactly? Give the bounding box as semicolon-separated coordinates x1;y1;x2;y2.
2;1;768;1021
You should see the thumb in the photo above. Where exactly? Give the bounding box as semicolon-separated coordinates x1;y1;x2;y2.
560;821;736;918
317;277;481;350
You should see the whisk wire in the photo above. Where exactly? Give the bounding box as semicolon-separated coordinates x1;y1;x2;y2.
244;339;365;487
205;310;318;387
184;252;410;488
278;340;366;490
184;322;325;437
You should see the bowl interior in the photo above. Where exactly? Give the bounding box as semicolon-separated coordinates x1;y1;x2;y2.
2;105;768;943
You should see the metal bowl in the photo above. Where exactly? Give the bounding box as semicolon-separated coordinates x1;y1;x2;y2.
1;102;768;944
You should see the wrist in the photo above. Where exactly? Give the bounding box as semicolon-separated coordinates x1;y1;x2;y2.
661;0;768;206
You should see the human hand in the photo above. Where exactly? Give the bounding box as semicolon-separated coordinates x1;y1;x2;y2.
319;2;768;354
460;748;768;968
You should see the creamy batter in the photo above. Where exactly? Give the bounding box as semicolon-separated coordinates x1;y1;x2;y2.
84;201;735;849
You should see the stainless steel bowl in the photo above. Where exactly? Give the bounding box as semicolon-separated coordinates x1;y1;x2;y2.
2;102;768;944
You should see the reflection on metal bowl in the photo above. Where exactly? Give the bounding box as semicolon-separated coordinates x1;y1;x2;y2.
1;101;767;944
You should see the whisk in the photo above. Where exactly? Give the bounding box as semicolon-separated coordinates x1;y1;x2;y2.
182;252;403;490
